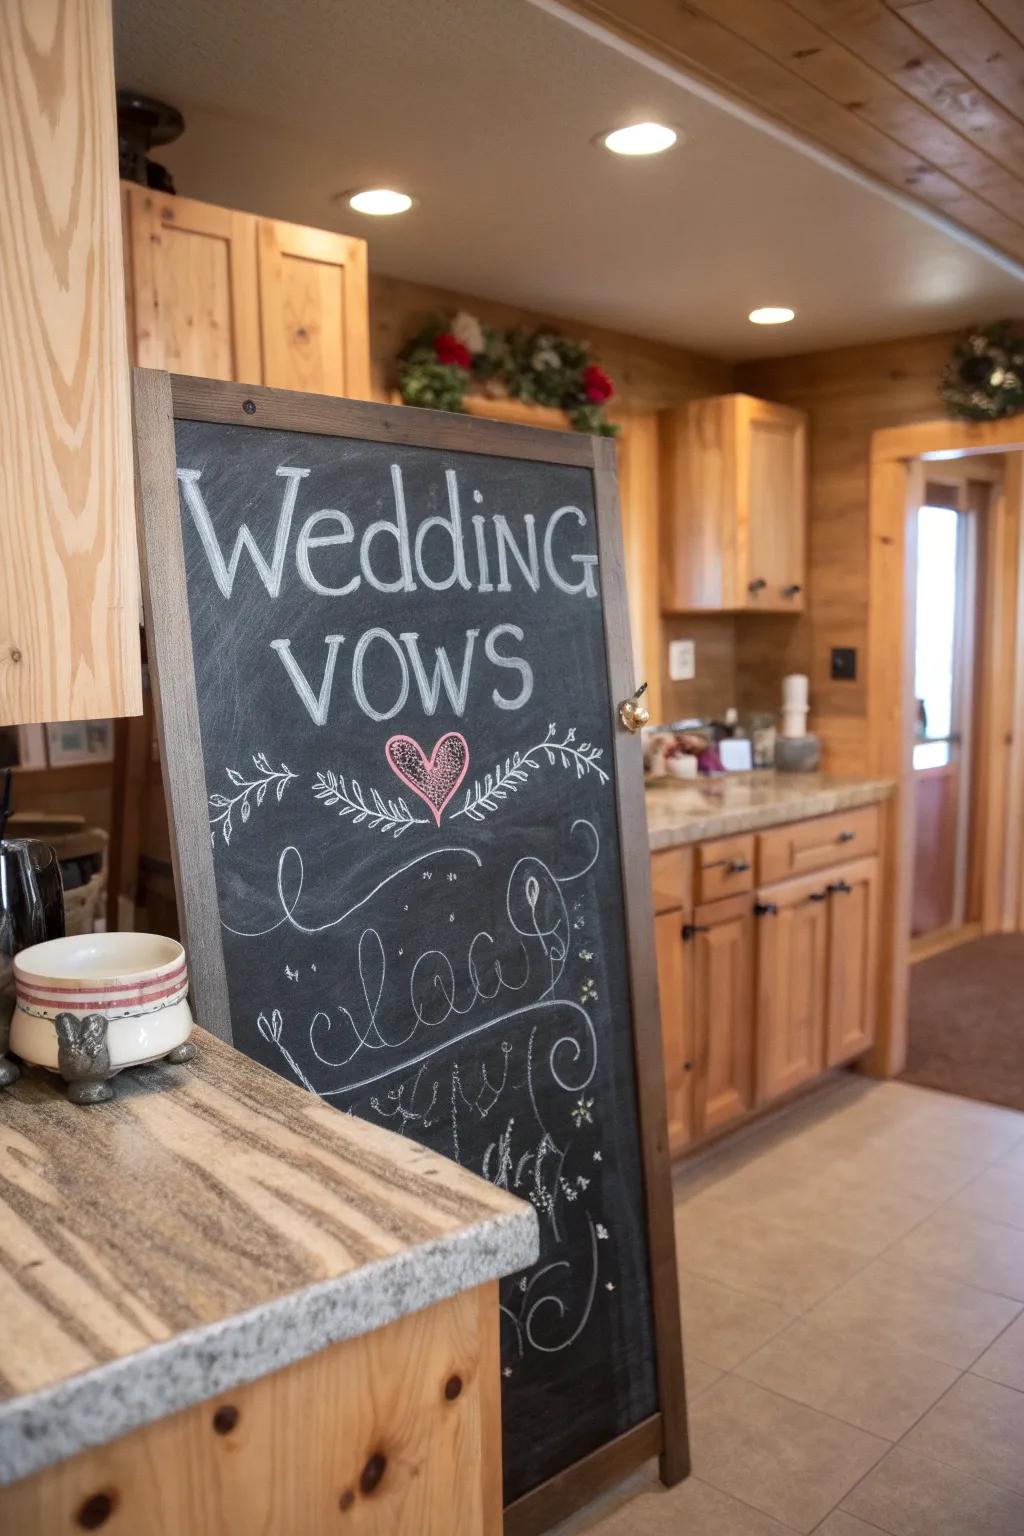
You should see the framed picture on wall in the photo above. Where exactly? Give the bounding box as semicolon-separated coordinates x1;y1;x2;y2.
0;726;48;770
44;720;114;767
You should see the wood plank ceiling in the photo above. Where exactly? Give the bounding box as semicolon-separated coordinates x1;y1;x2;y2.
563;0;1024;268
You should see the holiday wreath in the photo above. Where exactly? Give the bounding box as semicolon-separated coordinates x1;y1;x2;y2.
940;321;1024;422
397;310;619;434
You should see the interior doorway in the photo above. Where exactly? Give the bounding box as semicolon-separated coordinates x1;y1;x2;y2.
910;475;990;949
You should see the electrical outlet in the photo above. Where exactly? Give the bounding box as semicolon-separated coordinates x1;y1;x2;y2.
668;639;695;682
831;646;857;681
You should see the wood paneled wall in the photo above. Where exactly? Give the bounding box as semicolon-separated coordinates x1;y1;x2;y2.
737;330;960;771
0;0;141;727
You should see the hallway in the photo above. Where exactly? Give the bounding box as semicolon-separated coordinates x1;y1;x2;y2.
558;1073;1024;1535
904;934;1024;1112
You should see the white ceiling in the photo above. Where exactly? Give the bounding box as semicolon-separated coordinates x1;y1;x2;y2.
112;0;1024;360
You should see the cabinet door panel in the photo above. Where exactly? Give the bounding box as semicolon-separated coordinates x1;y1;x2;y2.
123;186;261;382
826;856;879;1065
655;911;693;1153
756;873;827;1103
692;895;754;1136
258;219;369;398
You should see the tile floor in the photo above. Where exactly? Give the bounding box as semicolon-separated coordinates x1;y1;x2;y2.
555;1073;1024;1535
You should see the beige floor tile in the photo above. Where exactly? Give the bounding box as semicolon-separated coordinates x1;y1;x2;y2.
973;1311;1024;1391
813;1514;885;1536
677;1202;866;1314
843;1445;1024;1536
735;1319;960;1440
686;1357;724;1397
688;1375;887;1533
562;1471;796;1536
886;1208;1024;1301
997;1138;1024;1174
901;1373;1024;1495
950;1166;1024;1231
734;1173;942;1258
680;1272;791;1370
807;1257;1022;1369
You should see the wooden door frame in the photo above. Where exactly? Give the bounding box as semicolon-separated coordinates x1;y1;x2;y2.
867;418;1024;1077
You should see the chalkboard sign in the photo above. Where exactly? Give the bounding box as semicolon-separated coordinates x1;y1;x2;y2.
134;372;687;1529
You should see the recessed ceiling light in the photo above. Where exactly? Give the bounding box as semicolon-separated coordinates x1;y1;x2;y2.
748;306;795;325
601;122;678;156
347;188;414;216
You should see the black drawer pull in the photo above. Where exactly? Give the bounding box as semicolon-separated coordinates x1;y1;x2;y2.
754;901;778;917
682;922;710;940
726;858;751;874
837;830;855;843
782;583;803;598
748;577;767;593
828;880;853;895
808;890;827;903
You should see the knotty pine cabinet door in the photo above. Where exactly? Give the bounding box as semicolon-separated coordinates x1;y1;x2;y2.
690;894;754;1136
825;856;879;1066
122;185;262;383
655;910;694;1153
660;394;806;613
257;218;370;398
755;872;828;1103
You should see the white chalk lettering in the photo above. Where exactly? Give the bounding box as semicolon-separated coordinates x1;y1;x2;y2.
543;505;598;598
485;624;533;711
179;465;310;599
494;514;539;593
352;627;410;721
412;470;472;592
296;509;359;597
400;630;479;716
360;465;417;594
271;635;344;726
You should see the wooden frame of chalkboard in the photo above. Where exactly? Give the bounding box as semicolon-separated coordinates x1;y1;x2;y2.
132;368;689;1534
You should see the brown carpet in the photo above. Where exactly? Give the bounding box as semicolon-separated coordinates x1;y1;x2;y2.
903;934;1024;1111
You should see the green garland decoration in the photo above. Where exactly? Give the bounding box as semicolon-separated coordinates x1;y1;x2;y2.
397;312;619;435
940;322;1024;422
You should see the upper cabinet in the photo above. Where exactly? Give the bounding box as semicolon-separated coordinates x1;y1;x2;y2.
660;394;807;614
121;186;370;399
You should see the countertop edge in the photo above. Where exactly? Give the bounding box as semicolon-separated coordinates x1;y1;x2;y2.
0;1204;538;1488
647;779;894;851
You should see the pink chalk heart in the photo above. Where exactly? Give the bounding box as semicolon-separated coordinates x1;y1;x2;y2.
385;732;470;826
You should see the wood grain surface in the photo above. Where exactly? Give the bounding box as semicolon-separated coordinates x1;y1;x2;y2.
0;0;141;726
0;1283;503;1536
0;1029;531;1408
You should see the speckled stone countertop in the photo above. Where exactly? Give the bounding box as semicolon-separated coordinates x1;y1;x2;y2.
646;771;894;851
0;1032;538;1486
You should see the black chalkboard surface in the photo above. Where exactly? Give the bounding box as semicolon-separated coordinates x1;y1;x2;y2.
134;373;687;1529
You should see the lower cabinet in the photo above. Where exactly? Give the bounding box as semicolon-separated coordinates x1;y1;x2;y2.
825;856;879;1066
651;814;882;1157
755;873;828;1102
655;908;694;1153
690;895;754;1136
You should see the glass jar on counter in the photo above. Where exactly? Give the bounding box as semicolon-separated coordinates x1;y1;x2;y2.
748;712;777;769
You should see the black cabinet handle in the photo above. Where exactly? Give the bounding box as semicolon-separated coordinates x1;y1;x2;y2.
782;583;802;598
727;858;751;874
837;830;855;843
828;880;853;895
682;922;711;940
808;890;827;903
754;901;778;917
748;578;767;594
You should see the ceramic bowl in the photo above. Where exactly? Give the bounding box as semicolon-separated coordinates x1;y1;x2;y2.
11;931;193;1076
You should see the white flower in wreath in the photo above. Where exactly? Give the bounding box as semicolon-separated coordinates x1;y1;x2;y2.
532;345;561;371
451;310;486;354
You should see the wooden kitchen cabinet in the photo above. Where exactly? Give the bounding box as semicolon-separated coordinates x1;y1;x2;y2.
755;872;828;1102
122;185;262;383
690;894;755;1136
121;187;370;398
655;909;694;1153
825;856;880;1066
660;394;807;613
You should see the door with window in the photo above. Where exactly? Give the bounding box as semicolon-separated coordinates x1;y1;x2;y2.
911;478;986;939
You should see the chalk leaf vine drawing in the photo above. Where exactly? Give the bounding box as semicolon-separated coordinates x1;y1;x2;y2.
312;771;430;838
453;724;608;823
209;753;296;845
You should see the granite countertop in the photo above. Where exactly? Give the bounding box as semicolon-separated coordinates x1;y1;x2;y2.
646;771;895;851
0;1032;538;1486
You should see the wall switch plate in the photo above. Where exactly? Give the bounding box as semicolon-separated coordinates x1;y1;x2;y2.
831;646;857;681
668;639;695;682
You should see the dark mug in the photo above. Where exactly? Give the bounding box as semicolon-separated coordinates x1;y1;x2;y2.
0;839;65;1083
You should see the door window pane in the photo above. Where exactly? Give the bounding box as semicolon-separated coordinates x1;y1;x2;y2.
913;504;958;771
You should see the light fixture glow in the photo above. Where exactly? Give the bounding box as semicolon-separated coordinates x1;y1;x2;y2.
748;306;795;325
602;122;678;156
347;188;413;216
